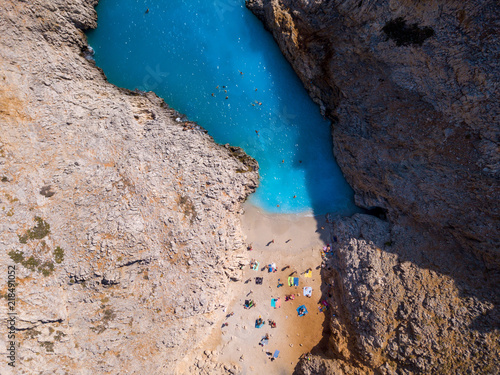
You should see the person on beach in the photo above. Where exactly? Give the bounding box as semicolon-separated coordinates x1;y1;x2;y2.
259;333;270;346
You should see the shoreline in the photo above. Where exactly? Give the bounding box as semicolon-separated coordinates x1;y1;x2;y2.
240;202;331;251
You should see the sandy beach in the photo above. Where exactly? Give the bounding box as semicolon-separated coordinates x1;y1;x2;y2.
198;203;333;374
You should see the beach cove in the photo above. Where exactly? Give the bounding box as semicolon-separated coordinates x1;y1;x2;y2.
85;1;359;370
1;0;498;373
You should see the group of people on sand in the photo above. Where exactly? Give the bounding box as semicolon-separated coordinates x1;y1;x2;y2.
219;237;336;363
245;254;313;359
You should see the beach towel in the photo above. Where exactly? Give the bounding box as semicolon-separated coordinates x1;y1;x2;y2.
275;298;281;308
273;350;280;359
297;305;308;317
303;287;312;297
255;319;265;328
293;277;299;286
271;298;277;308
288;277;293;286
305;270;312;278
260;337;269;346
252;261;259;271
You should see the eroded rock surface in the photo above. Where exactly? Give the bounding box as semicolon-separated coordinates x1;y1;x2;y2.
247;0;499;373
0;1;257;374
314;215;499;374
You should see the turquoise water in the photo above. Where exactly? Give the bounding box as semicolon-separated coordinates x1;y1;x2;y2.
87;0;357;215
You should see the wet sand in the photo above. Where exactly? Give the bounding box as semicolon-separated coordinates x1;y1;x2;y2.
201;203;332;374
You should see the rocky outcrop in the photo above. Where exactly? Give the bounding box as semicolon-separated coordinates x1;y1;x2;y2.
0;1;257;374
246;0;499;373
316;215;499;374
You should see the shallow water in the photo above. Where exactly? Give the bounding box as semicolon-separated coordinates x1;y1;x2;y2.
87;0;357;215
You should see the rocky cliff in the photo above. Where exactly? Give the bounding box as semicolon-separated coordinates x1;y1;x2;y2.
246;0;499;267
246;0;499;374
0;1;257;374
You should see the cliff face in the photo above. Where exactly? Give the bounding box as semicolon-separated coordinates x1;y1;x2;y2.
247;0;499;374
0;1;257;374
247;0;499;267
